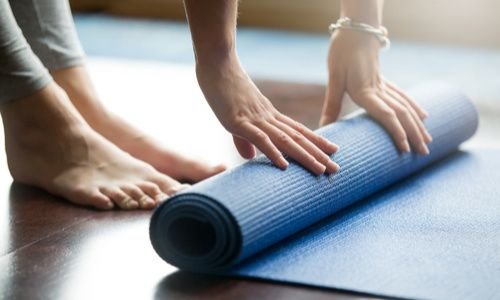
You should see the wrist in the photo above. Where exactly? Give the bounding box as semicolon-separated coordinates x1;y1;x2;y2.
194;40;237;65
340;0;382;27
195;52;248;99
196;51;242;78
331;30;381;53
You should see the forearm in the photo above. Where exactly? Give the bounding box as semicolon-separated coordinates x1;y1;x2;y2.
340;0;383;26
183;0;238;65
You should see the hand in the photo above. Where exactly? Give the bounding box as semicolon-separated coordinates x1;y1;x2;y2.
196;56;340;175
320;30;432;154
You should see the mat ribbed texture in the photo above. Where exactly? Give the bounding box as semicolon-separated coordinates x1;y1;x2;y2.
150;83;487;299
230;149;500;300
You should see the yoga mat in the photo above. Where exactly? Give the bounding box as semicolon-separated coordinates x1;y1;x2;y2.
150;83;499;299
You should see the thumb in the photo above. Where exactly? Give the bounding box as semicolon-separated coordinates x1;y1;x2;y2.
320;76;345;127
232;135;256;159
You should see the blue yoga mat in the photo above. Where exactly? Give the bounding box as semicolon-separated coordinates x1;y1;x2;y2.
150;84;499;299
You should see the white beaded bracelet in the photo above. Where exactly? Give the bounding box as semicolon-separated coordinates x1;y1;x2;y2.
328;17;390;50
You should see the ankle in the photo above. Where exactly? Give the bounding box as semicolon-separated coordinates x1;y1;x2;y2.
51;66;108;127
1;83;87;136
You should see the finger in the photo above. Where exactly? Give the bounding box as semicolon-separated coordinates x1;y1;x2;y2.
385;87;432;144
261;123;326;176
357;93;410;153
277;114;339;154
273;120;340;174
384;80;428;119
121;184;156;210
233;135;256;159
235;122;289;169
320;74;345;126
379;92;429;155
100;187;139;210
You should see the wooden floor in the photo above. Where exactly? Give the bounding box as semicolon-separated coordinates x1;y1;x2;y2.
2;59;499;300
0;60;378;300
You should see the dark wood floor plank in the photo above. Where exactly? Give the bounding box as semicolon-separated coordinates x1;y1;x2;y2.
1;204;375;300
0;184;96;257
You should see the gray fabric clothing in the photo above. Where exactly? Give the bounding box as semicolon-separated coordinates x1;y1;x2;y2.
0;0;50;102
10;0;85;70
0;0;84;103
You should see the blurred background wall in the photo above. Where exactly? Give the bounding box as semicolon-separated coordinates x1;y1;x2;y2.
71;0;500;49
68;0;500;147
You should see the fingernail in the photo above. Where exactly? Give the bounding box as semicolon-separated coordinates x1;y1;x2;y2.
327;142;339;153
425;132;433;143
400;140;411;153
278;157;289;169
327;161;341;173
314;161;327;175
420;143;430;155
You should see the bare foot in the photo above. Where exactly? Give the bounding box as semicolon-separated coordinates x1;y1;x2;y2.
0;83;186;210
52;66;226;183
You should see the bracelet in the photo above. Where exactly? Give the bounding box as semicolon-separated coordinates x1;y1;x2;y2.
328;17;390;50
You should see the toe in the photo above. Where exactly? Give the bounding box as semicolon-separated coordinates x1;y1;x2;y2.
179;160;226;183
149;173;181;192
88;192;114;210
149;173;186;196
171;183;191;194
121;184;156;210
136;182;169;203
100;187;139;210
68;187;114;210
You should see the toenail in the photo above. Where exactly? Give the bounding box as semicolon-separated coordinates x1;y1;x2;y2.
140;195;153;205
169;184;190;194
155;193;169;202
122;197;137;208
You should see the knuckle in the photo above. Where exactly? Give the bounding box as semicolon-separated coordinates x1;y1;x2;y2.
384;109;397;120
277;132;290;144
376;106;395;118
229;118;247;132
290;130;303;142
254;131;268;142
395;106;411;118
252;118;267;127
235;110;246;119
294;121;307;132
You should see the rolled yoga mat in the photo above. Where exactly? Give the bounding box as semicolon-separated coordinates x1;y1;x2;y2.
151;84;500;299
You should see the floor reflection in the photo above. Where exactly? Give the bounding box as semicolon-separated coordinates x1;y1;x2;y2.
154;272;230;299
58;212;177;300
